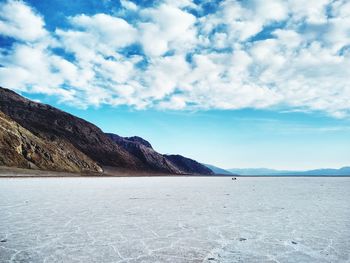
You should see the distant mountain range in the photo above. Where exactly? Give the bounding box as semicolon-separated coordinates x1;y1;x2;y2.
228;167;350;176
0;87;213;175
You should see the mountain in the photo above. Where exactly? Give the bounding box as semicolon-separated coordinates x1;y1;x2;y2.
0;87;213;175
0;111;102;173
106;133;182;174
123;136;153;148
164;155;214;175
0;87;144;171
229;167;350;176
288;167;350;176
203;164;233;175
106;133;214;175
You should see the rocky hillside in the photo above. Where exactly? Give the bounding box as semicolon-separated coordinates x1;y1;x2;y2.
164;155;214;175
0;87;145;170
107;133;214;175
0;87;213;175
0;111;102;173
203;164;234;175
106;133;183;174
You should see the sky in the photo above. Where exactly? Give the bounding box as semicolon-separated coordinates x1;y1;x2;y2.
0;0;349;170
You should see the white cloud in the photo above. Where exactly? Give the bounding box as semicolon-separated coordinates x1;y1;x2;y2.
142;54;191;100
250;0;288;22
138;4;197;57
0;0;47;42
120;0;138;11
288;0;330;24
0;44;78;102
68;14;137;52
1;0;350;117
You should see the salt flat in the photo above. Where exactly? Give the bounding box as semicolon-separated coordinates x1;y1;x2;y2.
0;177;349;263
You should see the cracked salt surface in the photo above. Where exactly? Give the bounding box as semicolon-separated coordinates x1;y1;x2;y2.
0;177;349;263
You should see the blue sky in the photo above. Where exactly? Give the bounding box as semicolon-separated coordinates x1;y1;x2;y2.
1;0;350;169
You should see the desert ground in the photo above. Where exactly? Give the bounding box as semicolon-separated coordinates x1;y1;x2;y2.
0;175;349;262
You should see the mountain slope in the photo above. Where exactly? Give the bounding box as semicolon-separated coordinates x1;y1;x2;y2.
164;155;214;175
124;136;153;148
106;133;182;174
106;133;214;175
0;111;102;172
0;87;145;170
203;164;233;175
0;87;213;175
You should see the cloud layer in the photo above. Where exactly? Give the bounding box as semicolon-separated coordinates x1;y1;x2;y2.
0;0;350;117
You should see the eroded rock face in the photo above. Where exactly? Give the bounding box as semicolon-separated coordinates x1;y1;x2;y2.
106;133;214;175
0;87;143;170
124;136;153;149
0;111;102;173
106;133;182;174
164;155;214;175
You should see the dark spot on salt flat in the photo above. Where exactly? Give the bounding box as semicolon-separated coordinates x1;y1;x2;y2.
208;257;215;260
291;241;297;244
239;238;247;241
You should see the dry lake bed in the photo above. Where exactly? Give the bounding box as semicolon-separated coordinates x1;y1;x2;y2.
0;177;349;263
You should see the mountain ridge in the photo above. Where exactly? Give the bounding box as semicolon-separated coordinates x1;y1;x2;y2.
164;155;214;175
203;164;234;175
105;133;183;174
0;87;213;175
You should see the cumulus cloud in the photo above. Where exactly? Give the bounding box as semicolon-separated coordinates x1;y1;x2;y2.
138;4;197;57
69;14;137;49
0;43;79;102
0;0;350;117
120;0;138;11
0;0;47;42
56;14;137;61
